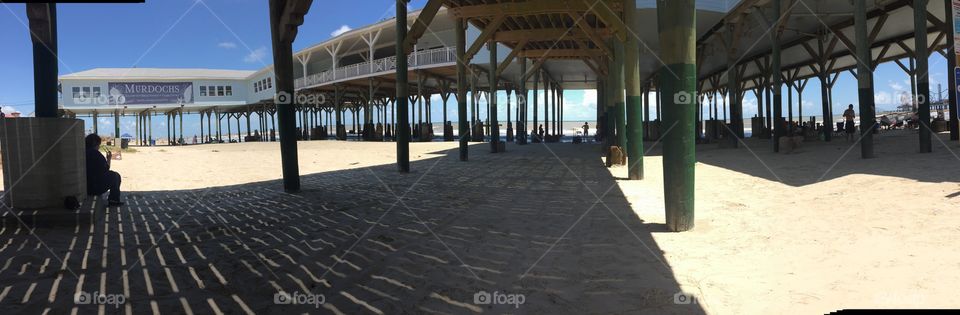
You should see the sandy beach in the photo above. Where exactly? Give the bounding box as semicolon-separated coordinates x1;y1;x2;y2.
102;130;960;313
1;130;958;314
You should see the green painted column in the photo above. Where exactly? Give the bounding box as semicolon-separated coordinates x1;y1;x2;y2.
625;0;644;180
604;55;616;153
772;0;783;153
532;69;540;140
854;0;875;158
819;35;833;142
456;18;468;160
948;0;960;141
519;57;528;144
395;0;410;171
915;0;932;153
489;41;501;152
658;0;696;232
545;78;550;136
727;61;743;140
614;40;627;151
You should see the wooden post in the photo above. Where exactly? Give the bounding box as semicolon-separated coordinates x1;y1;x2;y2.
27;3;58;118
396;0;410;171
948;0;960;141
854;0;875;158
658;0;697;232
772;0;784;152
915;0;932;153
488;41;501;152
269;0;309;192
456;18;468;160
625;0;644;180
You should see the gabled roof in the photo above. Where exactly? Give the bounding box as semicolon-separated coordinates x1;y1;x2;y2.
59;68;257;80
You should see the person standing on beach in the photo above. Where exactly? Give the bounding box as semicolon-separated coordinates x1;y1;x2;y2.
85;134;123;206
843;104;856;142
582;122;590;138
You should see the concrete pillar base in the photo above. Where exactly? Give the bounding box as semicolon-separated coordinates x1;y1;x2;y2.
1;118;86;210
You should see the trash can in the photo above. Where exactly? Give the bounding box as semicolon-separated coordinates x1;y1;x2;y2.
120;138;129;149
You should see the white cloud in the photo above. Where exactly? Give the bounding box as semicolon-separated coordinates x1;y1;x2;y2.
243;47;267;63
331;25;352;37
1;105;18;115
875;91;894;105
218;41;237;49
888;80;905;92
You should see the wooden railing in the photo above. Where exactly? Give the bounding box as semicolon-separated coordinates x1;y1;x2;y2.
295;47;456;89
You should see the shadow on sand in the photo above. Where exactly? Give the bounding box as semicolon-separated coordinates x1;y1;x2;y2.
642;130;960;187
0;142;705;314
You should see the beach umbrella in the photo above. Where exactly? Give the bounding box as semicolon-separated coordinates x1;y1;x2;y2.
120;133;134;139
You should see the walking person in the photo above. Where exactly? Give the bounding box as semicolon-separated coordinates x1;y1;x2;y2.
843;104;857;142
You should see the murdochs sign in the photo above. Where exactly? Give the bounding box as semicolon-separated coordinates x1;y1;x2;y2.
107;82;193;105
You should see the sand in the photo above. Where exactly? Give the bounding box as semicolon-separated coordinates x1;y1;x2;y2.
3;129;959;314
612;130;960;314
109;140;457;191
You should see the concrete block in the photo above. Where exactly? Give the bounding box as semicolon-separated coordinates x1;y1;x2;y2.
1;118;86;209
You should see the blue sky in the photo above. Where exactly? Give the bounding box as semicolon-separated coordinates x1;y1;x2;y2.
0;0;949;137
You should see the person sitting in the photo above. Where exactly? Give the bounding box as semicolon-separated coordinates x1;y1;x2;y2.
879;115;891;130
908;112;920;129
85;134;123;206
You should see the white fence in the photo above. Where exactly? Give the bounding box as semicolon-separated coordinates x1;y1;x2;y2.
295;47;456;89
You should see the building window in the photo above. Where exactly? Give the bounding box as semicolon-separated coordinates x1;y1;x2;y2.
81;87;91;99
255;82;260;92
225;86;232;96
267;78;272;89
72;87;80;98
92;87;101;98
217;86;225;96
200;86;207;96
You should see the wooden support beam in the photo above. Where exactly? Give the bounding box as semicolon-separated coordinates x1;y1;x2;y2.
403;0;443;54
587;0;628;42
571;13;613;56
452;0;622;19
495;39;528;77
518;48;603;58
522;58;548;82
26;3;58;118
581;57;604;76
464;15;506;62
276;0;312;43
492;28;613;43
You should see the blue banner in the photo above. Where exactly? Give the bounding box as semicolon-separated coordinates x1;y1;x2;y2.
107;82;193;105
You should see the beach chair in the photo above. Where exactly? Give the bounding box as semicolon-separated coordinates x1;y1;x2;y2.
834;122;845;137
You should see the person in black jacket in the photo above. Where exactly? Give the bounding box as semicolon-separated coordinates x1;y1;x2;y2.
85;134;123;206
